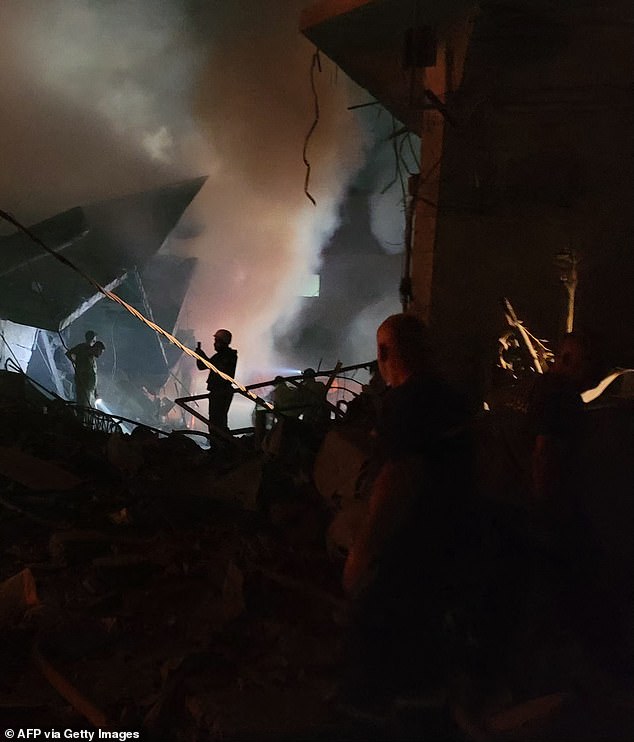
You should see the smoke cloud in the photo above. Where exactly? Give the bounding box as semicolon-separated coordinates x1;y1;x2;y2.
0;0;366;392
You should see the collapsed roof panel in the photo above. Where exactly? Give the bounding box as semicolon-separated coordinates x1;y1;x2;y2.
0;206;89;274
138;255;198;337
0;177;206;332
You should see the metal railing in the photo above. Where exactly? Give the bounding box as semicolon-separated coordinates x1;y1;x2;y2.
174;361;374;443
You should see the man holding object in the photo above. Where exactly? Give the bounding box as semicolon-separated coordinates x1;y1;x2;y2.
196;329;238;433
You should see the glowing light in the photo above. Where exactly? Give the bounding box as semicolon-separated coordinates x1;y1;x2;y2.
94;397;134;434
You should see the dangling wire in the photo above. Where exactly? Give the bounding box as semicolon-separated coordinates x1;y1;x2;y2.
302;49;321;206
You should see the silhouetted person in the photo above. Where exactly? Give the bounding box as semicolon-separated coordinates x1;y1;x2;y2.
341;313;475;709
66;339;105;413
343;360;386;426
295;368;329;426
196;329;237;433
270;375;300;417
65;330;96;364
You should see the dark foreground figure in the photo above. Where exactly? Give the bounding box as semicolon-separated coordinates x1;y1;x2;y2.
341;314;483;711
334;319;633;740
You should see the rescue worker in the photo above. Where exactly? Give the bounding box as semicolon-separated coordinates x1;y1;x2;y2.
196;329;238;433
65;330;97;363
66;339;105;413
271;375;301;417
295;368;329;426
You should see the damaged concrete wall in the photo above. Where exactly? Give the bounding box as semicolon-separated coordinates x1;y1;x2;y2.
430;0;634;394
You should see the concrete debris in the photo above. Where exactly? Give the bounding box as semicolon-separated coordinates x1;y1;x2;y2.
222;561;245;621
0;444;82;491
0;398;351;737
313;428;373;505
0;379;631;740
208;456;263;511
0;568;39;627
106;430;146;476
0;493;68;529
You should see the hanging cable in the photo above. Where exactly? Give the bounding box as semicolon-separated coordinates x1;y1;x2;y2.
0;208;273;410
5;357;22;373
302;49;321;206
381;117;408;206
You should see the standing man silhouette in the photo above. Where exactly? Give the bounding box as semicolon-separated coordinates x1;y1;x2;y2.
66;338;106;419
196;329;237;433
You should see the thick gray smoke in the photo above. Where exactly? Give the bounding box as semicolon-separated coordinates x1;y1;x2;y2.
179;2;366;374
0;1;189;220
0;0;367;393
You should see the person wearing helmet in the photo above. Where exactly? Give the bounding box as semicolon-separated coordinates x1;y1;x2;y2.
196;329;238;433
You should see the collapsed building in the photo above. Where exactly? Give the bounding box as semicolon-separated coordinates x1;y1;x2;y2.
301;0;634;396
0;178;204;427
0;179;353;738
1;2;633;738
301;3;634;736
300;0;634;533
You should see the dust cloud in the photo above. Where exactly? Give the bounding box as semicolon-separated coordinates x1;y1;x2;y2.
0;0;367;391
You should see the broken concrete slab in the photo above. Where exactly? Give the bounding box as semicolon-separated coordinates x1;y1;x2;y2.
0;445;82;491
194;457;263;511
313;428;373;506
106;431;146;476
0;568;39;627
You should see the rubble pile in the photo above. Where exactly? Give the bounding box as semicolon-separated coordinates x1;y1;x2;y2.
0;401;346;740
1;385;633;741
